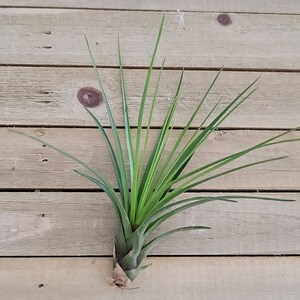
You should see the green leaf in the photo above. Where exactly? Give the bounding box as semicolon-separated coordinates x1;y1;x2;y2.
85;35;130;213
137;226;210;266
115;222;127;262
210;195;296;202
154;68;223;185
143;96;224;216
74;170;132;239
144;197;233;239
138;57;166;185
119;226;145;271
10;129;106;182
125;263;152;281
154;79;259;196
155;155;288;212
84;107;126;209
133;197;231;246
118;35;135;194
130;13;165;223
145;192;295;239
136;69;184;219
151;128;300;204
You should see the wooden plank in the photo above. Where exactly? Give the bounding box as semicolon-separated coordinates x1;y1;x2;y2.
1;67;299;128
0;0;300;14
0;257;299;300
0;9;299;69
0;192;299;255
2;128;299;190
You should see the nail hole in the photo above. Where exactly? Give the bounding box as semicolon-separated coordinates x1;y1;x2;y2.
42;159;48;162
39;213;45;217
42;144;46;147
217;14;232;26
44;31;51;35
38;283;44;288
42;46;52;49
37;100;52;104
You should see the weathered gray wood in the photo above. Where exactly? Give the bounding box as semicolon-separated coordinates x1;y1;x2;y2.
0;257;299;300
2;128;299;190
0;0;299;14
0;3;299;298
0;192;299;255
1;9;299;69
1;67;299;128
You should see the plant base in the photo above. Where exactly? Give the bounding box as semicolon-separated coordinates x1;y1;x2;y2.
112;262;131;288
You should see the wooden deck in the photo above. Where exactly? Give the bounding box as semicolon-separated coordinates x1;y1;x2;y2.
0;1;299;299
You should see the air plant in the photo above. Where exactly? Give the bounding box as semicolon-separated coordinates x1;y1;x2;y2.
11;15;299;287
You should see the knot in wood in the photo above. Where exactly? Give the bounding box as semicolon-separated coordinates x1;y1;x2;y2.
77;87;103;108
217;14;232;26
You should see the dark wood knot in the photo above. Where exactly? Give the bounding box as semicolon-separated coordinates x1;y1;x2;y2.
77;87;103;108
217;14;232;26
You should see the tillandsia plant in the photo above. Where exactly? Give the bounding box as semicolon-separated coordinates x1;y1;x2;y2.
11;15;299;287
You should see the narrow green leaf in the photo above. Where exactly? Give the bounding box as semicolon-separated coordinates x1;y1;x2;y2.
119;227;145;271
74;170;132;239
155;156;288;211
135;197;228;244
9;129;132;239
115;222;127;262
10;129;106;183
146;96;224;213
85;35;130;211
118;35;134;192
145;193;295;238
125;263;152;281
137;226;210;266
136;69;184;219
211;195;296;202
153;79;259;200
138;57;166;184
84;107;126;208
144;198;231;239
130;14;165;223
174;128;300;191
155;68;223;183
152;127;300;203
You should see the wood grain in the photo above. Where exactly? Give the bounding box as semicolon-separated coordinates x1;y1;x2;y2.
0;257;299;300
2;128;299;190
0;192;299;255
1;9;299;69
0;0;299;14
0;2;299;297
1;67;299;128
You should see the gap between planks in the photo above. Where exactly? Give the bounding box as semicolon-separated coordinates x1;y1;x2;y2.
0;0;299;14
3;126;300;131
0;7;299;16
1;254;300;258
1;64;300;73
1;189;300;193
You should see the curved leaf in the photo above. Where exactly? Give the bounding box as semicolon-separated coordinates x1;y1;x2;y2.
137;226;210;266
